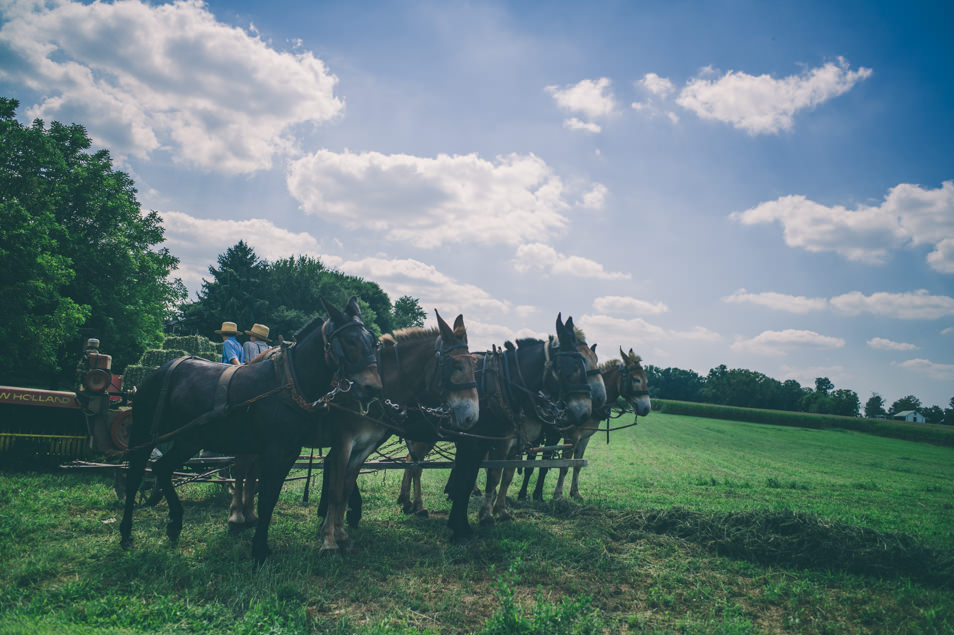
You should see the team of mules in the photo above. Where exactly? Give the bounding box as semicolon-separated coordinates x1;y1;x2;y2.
121;302;650;562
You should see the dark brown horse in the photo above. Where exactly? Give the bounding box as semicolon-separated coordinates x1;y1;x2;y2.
122;296;382;563
546;347;650;501
397;314;598;541
311;311;479;552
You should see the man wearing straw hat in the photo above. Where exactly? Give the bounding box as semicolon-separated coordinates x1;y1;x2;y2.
215;321;245;366
243;323;272;362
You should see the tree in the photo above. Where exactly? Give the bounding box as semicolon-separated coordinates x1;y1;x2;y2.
828;389;860;417
864;394;886;418
814;377;834;396
0;98;183;385
889;395;922;415
392;295;427;329
944;397;954;426
180;241;267;337
922;405;944;425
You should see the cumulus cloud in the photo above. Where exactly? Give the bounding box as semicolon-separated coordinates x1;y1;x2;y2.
546;77;616;132
512;243;630;280
0;0;343;174
593;295;669;316
336;256;510;317
581;184;608;210
830;290;954;319
160;210;339;295
286;150;573;248
731;181;954;272
579;314;720;349
731;329;845;356
563;117;601;133
641;72;675;97
894;358;954;380
676;58;872;134
867;338;919;351
723;289;828;313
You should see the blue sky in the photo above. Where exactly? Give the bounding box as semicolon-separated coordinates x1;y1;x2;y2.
1;0;952;408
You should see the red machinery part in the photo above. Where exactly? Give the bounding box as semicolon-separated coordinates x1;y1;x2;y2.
83;369;112;393
110;409;132;452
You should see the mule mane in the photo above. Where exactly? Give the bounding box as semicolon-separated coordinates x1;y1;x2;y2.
294;315;324;341
515;337;544;349
599;359;622;371
383;326;464;344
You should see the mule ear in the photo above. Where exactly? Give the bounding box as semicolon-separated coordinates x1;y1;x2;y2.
345;295;363;320
555;312;564;336
620;346;626;361
560;316;577;346
435;309;455;342
591;343;597;354
320;296;347;325
452;314;467;342
628;347;636;359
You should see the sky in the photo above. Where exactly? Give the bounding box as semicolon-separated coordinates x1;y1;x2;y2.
1;0;952;408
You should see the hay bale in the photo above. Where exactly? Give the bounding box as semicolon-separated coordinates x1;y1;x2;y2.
162;335;216;355
140;349;188;367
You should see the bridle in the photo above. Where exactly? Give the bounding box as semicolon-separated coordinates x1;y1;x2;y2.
430;338;478;402
620;363;649;401
545;339;593;404
321;318;379;380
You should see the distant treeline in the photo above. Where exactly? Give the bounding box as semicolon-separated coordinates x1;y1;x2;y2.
644;364;954;425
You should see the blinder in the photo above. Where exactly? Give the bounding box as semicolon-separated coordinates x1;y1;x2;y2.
621;364;649;398
432;339;477;398
548;345;593;402
322;319;379;377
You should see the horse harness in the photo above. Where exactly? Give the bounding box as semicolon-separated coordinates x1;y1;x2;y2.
140;320;376;449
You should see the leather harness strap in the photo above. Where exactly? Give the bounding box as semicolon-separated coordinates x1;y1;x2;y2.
214;364;240;412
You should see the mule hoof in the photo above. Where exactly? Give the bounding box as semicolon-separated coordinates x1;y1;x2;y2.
532;492;543;502
252;545;271;565
451;533;473;546
517;492;527;501
570;492;583;501
166;521;182;543
319;545;340;557
346;510;362;528
401;502;415;515
120;535;133;550
228;521;249;534
414;508;429;518
552;492;563;501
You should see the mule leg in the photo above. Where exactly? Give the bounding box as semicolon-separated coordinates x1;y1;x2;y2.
228;455;251;529
569;435;592;500
320;436;354;553
119;447;150;549
517;448;537;501
151;441;198;544
479;464;502;525
345;482;363;528
242;456;259;525
316;452;332;520
493;466;517;521
251;444;299;565
398;462;415;514
553;438;574;500
447;440;484;544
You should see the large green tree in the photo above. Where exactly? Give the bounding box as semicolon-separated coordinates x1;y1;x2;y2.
864;393;886;418
0;98;183;386
179;244;425;341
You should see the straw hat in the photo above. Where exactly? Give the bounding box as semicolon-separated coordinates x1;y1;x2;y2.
214;321;241;336
245;323;271;342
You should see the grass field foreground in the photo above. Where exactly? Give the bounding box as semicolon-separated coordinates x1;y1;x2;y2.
1;412;953;633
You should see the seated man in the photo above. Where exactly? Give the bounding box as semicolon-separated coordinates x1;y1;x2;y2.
243;323;272;362
215;321;245;365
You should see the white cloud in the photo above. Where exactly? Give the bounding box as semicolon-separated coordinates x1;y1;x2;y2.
512;243;630;280
160;210;339;295
581;183;608;210
515;305;537;318
640;72;675;97
867;337;919;351
578;314;720;354
563;117;601;133
730;181;954;272
676;57;872;134
0;0;343;174
731;329;845;356
943;327;954;336
458;319;547;351
593;295;669;316
894;358;954;381
666;111;679;124
830;290;954;320
546;77;616;132
336;256;510;317
286;150;572;248
723;289;828;313
780;365;848;389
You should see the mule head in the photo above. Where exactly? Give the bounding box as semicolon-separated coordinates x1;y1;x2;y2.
320;295;383;408
575;336;607;414
551;314;593;426
620;346;651;416
434;310;479;430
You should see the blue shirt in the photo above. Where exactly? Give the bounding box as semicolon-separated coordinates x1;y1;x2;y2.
221;337;245;364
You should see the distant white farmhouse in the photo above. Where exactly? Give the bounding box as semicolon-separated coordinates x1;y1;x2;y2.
891;410;926;423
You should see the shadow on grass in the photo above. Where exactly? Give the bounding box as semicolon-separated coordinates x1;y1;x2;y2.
524;499;954;588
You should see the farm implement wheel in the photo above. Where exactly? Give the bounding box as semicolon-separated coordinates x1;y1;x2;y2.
110;409;132;452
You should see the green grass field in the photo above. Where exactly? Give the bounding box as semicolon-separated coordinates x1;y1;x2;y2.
1;412;953;633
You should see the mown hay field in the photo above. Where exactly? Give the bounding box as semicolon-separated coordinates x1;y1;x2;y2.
1;412;952;633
